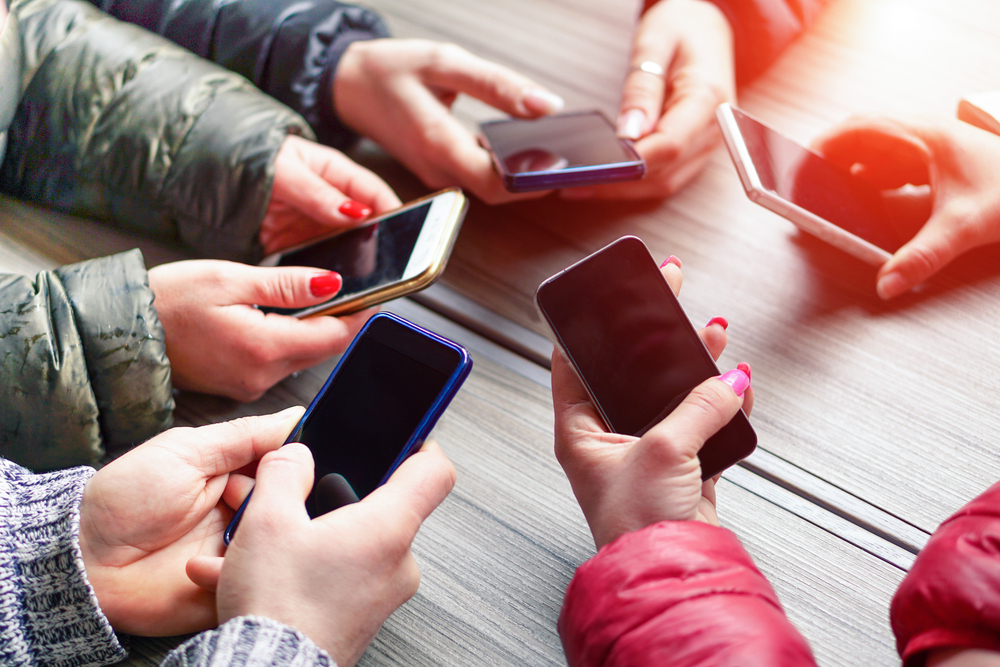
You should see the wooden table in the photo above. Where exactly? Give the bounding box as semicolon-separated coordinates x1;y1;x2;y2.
4;0;1000;665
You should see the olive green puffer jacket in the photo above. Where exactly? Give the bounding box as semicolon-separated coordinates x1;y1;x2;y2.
0;0;311;470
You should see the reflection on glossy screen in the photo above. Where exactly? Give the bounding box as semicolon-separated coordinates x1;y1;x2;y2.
733;109;905;253
484;112;637;174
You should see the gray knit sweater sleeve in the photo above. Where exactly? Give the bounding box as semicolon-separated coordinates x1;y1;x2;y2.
0;458;126;667
162;616;336;667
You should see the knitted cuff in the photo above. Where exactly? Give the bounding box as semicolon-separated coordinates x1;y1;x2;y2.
163;616;335;667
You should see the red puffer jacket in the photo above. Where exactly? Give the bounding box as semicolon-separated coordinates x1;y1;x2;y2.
558;521;818;667
891;480;1000;666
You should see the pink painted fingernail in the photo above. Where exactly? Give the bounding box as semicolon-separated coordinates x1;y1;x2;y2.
338;200;372;220
717;369;750;397
736;362;751;382
706;316;729;330
659;255;682;269
310;271;342;297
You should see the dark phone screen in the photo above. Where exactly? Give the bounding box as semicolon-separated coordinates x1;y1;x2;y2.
293;318;460;517
537;237;755;479
482;111;638;174
278;202;432;298
732;108;905;253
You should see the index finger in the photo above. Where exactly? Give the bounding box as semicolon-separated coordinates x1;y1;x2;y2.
254;307;374;362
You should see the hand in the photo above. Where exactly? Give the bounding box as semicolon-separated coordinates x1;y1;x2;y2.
334;39;565;204
186;440;456;667
149;260;374;401
552;260;753;549
562;0;735;200
78;408;304;636
812;116;1000;299
262;135;401;255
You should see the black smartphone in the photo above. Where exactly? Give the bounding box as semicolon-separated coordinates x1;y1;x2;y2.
717;103;904;266
535;236;756;480
260;189;468;317
480;110;646;192
224;312;473;544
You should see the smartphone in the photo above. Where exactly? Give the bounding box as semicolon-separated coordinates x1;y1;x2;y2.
716;103;905;266
479;110;646;192
259;188;468;317
535;236;756;480
223;312;472;544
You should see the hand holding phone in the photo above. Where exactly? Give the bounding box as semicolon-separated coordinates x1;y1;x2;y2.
536;236;756;481
480;111;646;192
260;188;468;318
224;312;472;543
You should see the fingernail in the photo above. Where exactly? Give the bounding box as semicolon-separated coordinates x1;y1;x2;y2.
560;187;596;199
659;255;682;269
338;200;372;220
618;109;647;140
522;88;565;115
272;406;306;422
706;316;729;330
717;369;750;397
876;272;906;300
736;362;751;382
310;271;343;297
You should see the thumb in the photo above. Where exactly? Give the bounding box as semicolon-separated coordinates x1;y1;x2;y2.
875;214;968;299
237;265;344;309
243;443;316;527
186;555;223;592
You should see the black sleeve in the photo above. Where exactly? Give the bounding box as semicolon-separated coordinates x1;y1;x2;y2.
88;0;390;149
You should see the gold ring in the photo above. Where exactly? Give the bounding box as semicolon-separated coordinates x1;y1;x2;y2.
627;61;666;77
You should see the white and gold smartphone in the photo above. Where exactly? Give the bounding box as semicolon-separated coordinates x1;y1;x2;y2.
260;188;468;317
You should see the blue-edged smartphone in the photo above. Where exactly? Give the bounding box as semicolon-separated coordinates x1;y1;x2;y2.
480;110;646;192
224;312;472;544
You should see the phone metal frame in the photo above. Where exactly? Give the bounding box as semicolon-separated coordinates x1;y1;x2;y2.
715;103;892;267
480;110;646;192
259;188;468;318
223;311;472;545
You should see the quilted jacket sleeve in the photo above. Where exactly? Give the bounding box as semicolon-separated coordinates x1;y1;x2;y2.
1;0;313;263
87;0;389;150
0;250;172;471
890;481;1000;666
558;521;817;667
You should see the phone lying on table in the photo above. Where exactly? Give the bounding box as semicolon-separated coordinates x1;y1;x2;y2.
535;236;756;481
480;110;646;192
224;312;472;544
260;188;468;317
716;103;907;266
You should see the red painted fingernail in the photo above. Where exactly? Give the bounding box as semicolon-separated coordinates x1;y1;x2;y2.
706;316;729;330
309;271;342;297
736;362;751;382
659;255;683;269
338;200;372;220
717;369;750;397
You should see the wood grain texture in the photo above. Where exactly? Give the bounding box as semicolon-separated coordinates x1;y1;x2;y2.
361;0;1000;533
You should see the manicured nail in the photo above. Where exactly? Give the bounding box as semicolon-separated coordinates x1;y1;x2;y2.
618;109;647;140
560;187;596;199
659;255;682;269
310;271;343;297
706;316;729;330
736;362;751;382
338;200;372;220
717;369;750;397
522;88;565;115
876;272;906;300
